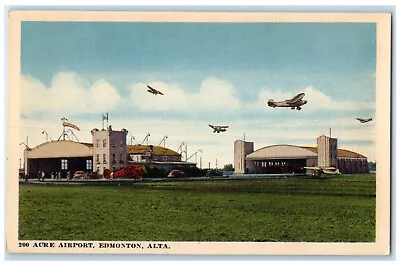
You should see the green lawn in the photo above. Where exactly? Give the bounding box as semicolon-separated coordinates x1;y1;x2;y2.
19;174;376;242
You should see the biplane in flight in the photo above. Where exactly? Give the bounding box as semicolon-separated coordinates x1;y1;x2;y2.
356;118;373;124
147;85;164;95
267;92;308;110
209;124;229;133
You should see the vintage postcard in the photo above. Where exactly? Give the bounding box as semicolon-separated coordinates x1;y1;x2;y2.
6;11;391;255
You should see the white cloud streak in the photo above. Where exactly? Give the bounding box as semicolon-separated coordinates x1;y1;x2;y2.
129;77;240;111
21;72;121;116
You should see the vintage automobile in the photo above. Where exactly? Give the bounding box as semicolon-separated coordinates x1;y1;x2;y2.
73;171;89;179
167;170;185;178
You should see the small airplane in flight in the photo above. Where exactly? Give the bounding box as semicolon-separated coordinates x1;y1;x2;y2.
209;124;229;133
267;92;308;110
303;166;341;176
147;85;164;95
356;118;373;124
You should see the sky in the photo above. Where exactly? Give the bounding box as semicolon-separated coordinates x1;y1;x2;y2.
19;21;377;167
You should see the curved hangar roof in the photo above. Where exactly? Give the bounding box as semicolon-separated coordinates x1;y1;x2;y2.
127;145;180;156
246;145;317;160
26;140;93;159
246;145;366;160
300;146;366;159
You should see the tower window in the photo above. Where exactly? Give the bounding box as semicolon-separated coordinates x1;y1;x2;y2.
86;160;92;170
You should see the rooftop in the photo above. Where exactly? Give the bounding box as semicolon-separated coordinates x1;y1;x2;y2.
127;144;181;156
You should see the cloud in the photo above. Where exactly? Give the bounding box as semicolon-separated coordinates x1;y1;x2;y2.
21;72;121;116
129;77;240;111
256;86;375;111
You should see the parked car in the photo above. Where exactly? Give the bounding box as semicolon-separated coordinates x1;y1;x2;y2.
73;171;86;179
167;170;185;178
206;169;224;177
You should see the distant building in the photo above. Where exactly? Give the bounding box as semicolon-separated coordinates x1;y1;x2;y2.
234;135;369;175
127;144;181;163
127;144;195;172
24;140;93;178
91;125;128;175
233;140;254;174
23;125;195;178
317;135;338;168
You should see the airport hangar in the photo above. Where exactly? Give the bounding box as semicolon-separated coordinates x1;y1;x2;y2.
234;135;369;175
23;125;195;178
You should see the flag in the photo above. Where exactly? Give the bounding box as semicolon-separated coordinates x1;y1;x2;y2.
63;121;80;131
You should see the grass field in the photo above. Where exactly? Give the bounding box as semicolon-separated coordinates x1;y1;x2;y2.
19;174;376;242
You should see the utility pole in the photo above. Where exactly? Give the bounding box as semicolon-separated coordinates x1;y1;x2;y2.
158;135;168;147
141;133;151;145
130;134;135;145
42;131;53;142
178;142;186;161
187;150;202;168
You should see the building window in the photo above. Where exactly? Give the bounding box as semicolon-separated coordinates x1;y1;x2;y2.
120;154;123;163
86;160;92;170
103;154;107;164
120;141;123;147
112;154;116;164
96;154;100;164
113;141;116;148
61;159;68;170
103;139;106;147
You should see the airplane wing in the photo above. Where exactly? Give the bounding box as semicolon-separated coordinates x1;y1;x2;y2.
209;125;216;129
147;85;164;95
323;167;337;170
303;166;321;170
287;93;305;103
